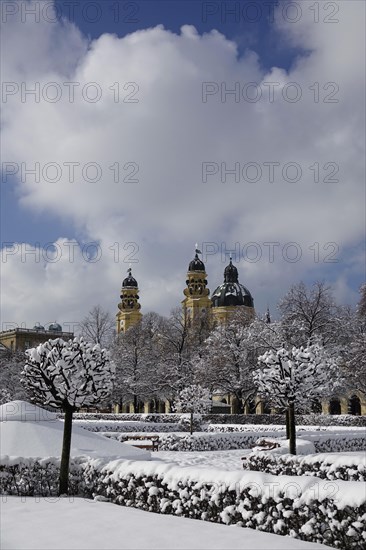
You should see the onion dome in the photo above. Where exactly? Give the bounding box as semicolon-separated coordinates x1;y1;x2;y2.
48;322;62;332
122;267;138;288
188;245;205;272
211;258;254;308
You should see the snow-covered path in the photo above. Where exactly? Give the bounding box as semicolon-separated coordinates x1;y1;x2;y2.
155;449;250;470
1;497;330;550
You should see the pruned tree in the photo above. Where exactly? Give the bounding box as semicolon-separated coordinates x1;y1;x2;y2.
174;384;211;434
79;305;115;347
22;337;115;494
254;343;339;454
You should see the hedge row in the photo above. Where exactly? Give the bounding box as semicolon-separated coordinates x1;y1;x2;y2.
242;452;366;482
102;432;259;451
74;420;184;433
103;431;366;453
82;460;366;549
67;413;183;423
68;412;366;426
1;456;365;549
0;456;85;496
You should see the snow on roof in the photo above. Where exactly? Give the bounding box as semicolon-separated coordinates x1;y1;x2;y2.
0;401;150;461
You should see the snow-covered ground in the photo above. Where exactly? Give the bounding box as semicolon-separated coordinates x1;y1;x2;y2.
1;497;330;550
0;401;150;460
155;449;249;470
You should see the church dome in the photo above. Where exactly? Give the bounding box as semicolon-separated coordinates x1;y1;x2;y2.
122;268;138;288
188;253;205;272
211;259;254;308
33;323;45;331
48;322;62;332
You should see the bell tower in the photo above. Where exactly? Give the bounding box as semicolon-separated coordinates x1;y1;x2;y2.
182;245;211;323
116;267;142;333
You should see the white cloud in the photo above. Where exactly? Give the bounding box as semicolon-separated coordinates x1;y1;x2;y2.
1;0;365;327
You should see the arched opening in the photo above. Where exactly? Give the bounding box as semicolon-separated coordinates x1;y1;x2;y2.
232;397;242;414
262;401;272;414
247;396;256;415
348;395;361;415
221;398;227;404
329;398;341;415
155;400;165;413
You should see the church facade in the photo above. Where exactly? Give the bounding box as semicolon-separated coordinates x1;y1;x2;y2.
115;248;365;416
116;248;255;335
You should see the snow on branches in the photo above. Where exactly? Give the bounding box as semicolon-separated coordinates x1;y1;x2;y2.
254;343;338;411
174;384;211;415
22;337;115;411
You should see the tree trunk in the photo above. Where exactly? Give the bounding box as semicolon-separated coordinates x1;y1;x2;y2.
288;402;296;455
133;394;138;413
285;408;290;439
59;405;74;495
190;411;193;435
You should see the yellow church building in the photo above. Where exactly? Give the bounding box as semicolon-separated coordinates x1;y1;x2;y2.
114;247;365;416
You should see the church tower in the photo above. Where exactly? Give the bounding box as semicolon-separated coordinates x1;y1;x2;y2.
211;257;255;323
116;267;142;333
182;246;211;323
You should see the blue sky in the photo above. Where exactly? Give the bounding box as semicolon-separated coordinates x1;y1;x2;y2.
1;0;365;328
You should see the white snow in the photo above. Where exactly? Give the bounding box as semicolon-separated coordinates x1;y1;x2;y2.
88;457;366;509
0;400;57;421
0;496;331;550
0;401;150;460
155;449;250;470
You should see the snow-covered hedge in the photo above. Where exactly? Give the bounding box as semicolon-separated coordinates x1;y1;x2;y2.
82;459;366;549
2;455;365;548
67;413;183;423
74;420;183;433
0;456;85;496
103;431;366;453
242;452;366;482
67;412;366;426
208;424;366;433
305;433;366;453
207;414;366;426
103;432;259;451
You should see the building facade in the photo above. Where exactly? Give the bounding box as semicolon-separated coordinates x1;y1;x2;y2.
0;323;74;352
114;247;365;416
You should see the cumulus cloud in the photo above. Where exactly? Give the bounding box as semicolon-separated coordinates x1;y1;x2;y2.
1;0;365;327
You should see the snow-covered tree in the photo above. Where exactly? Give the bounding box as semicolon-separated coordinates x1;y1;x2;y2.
79;305;115;347
174;384;211;434
197;315;257;413
112;315;163;411
254;344;339;454
278;281;340;346
152;308;200;405
357;283;366;319
0;349;29;402
22;337;115;494
342;286;366;396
